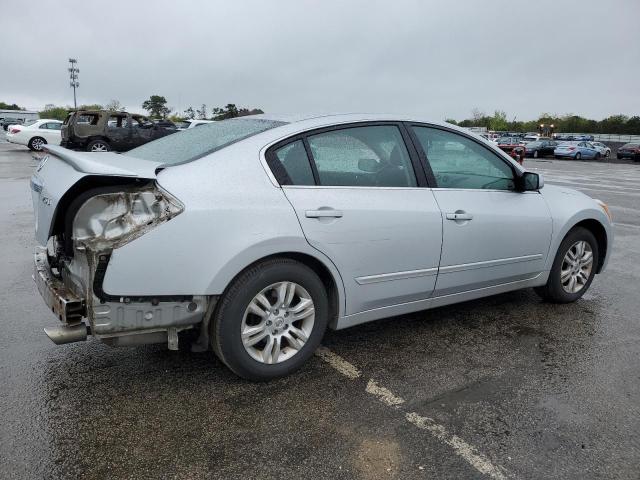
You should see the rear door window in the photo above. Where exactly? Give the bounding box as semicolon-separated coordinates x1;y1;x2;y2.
306;125;417;187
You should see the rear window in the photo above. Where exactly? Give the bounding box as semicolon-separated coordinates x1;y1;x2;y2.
126;118;287;165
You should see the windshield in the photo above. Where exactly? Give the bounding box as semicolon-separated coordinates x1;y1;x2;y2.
127;118;287;165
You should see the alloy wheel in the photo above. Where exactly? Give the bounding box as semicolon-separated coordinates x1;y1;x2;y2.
560;240;593;294
31;138;45;151
241;281;315;364
90;142;108;152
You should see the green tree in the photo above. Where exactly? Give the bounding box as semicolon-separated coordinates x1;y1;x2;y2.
212;104;263;120
489;110;508;131
142;95;171;118
183;106;196;120
105;99;123;111
0;101;23;110
39;104;70;121
196;104;208;120
444;118;458;125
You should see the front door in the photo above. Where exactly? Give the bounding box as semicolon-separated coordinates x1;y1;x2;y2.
269;124;443;315
410;125;552;296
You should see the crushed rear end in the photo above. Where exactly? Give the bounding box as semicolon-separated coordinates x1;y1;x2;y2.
30;145;208;349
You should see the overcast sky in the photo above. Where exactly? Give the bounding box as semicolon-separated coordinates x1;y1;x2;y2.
2;0;639;120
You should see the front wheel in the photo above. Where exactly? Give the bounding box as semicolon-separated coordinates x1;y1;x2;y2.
212;258;329;380
535;227;598;303
595;153;601;160
533;150;539;158
575;152;582;160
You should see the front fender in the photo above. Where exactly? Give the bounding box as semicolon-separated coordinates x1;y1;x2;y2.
541;185;613;272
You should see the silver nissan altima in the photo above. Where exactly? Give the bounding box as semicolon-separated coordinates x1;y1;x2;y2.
31;114;613;380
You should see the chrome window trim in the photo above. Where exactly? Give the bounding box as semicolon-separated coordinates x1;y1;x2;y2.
355;267;438;285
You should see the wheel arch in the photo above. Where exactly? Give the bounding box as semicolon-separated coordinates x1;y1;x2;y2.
572;219;608;273
210;249;345;328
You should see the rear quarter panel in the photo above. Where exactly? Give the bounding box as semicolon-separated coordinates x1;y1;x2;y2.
101;140;346;314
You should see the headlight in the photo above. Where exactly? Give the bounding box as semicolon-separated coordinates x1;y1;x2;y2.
72;183;183;250
594;199;612;222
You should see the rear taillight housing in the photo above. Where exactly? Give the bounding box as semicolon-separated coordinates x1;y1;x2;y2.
9;127;21;134
568;147;575;151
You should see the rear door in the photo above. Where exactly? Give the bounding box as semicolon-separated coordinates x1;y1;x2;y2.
105;114;133;150
268;123;443;315
409;125;552;296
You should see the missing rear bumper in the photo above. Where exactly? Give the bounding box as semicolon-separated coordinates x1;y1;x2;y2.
33;247;85;323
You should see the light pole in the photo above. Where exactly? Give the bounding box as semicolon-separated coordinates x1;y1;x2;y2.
68;58;79;109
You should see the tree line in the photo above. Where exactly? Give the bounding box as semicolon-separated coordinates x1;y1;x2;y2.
31;96;263;123
447;109;640;135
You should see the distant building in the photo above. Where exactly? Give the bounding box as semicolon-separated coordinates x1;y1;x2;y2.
0;109;39;122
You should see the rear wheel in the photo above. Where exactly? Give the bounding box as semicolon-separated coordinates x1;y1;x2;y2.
86;139;110;152
605;150;610;158
533;150;539;158
211;258;329;380
535;227;598;303
28;136;46;151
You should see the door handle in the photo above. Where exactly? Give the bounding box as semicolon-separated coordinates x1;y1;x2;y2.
305;209;343;218
446;212;473;221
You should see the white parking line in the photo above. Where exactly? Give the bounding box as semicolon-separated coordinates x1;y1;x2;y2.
316;346;513;479
365;379;405;407
406;412;510;480
315;346;361;379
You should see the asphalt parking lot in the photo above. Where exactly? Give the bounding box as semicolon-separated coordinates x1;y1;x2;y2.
1;141;639;479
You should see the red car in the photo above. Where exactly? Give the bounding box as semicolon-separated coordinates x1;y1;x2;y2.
496;137;526;164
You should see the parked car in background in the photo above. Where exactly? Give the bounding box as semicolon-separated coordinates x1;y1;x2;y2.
176;119;214;129
30;114;613;380
61;110;176;152
5;119;62;151
554;142;601;160
616;143;640;161
524;140;558;158
1;117;24;131
590;142;611;158
496;136;527;164
523;135;540;143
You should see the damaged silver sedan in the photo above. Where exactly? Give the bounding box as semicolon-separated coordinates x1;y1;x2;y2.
31;114;613;380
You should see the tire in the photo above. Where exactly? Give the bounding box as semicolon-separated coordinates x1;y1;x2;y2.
605;150;610;158
533;150;539;158
211;258;329;381
575;152;581;160
616;154;622;160
86;139;111;152
28;136;47;151
595;153;601;160
534;227;599;303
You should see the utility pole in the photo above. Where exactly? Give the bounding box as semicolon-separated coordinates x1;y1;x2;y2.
68;58;79;109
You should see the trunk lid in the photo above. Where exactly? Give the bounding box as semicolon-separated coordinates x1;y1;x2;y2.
30;145;164;245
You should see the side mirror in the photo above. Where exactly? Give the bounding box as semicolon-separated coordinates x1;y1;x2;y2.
358;158;382;173
521;171;544;191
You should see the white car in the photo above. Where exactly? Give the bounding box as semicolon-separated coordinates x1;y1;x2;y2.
31;114;613;380
175;119;214;129
590;142;611;158
6;119;62;151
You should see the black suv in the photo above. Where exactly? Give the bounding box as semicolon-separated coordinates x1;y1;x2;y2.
61;110;176;152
